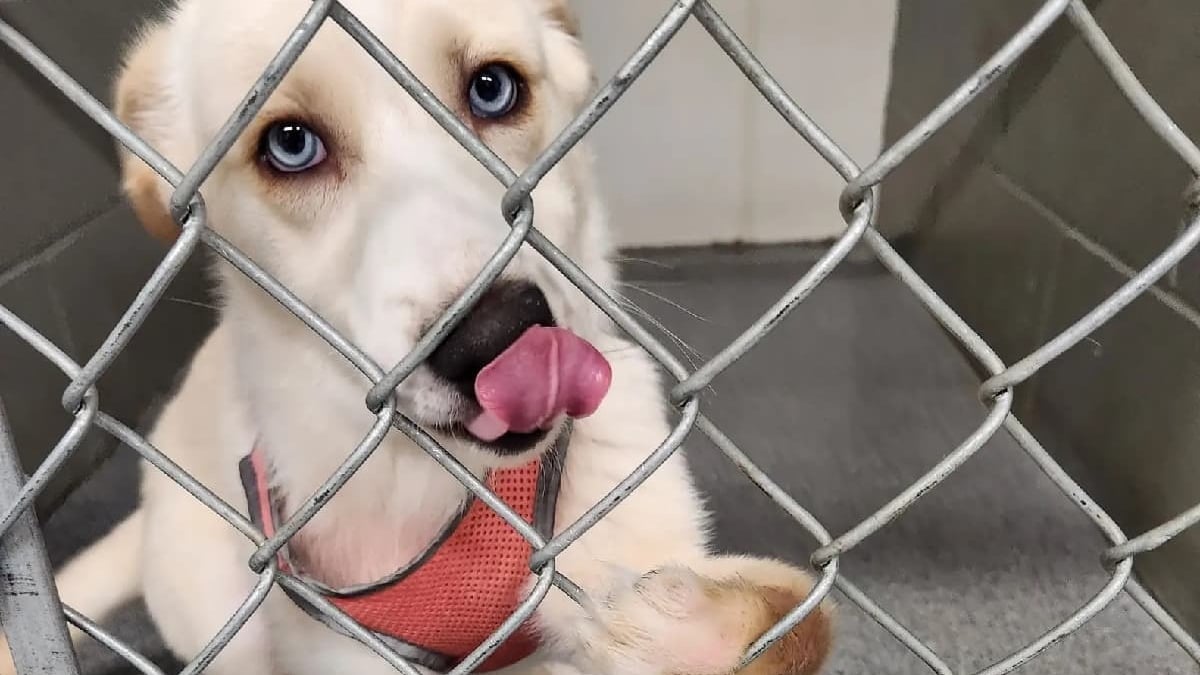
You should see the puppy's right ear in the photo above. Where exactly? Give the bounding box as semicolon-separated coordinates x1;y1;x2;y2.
537;0;581;39
112;20;189;244
535;1;594;111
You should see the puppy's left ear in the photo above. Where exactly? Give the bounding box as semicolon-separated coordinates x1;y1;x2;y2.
112;17;195;245
536;0;595;109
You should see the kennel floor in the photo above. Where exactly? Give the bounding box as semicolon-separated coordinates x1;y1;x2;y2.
42;244;1194;674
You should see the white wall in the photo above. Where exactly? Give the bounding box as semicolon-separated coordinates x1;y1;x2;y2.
573;1;898;248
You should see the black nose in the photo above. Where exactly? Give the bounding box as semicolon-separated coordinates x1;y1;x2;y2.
426;280;555;398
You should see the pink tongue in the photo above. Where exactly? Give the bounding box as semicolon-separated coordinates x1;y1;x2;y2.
467;326;612;442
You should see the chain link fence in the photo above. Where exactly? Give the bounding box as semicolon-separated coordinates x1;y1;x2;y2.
1;0;1199;673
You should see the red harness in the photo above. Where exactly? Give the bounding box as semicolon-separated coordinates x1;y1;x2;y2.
240;433;567;672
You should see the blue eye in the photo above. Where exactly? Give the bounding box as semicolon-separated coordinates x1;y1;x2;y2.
468;64;522;119
262;122;327;173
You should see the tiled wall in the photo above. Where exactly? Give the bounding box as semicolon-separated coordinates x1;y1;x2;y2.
881;0;1200;636
576;0;897;247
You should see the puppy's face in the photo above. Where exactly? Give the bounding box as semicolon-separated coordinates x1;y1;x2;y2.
116;0;615;457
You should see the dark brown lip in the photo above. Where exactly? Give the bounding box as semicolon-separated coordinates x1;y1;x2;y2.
411;374;554;455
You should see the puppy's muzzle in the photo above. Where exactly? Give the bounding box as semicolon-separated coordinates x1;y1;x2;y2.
425;280;612;455
427;280;557;454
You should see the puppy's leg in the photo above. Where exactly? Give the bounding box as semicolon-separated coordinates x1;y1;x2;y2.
139;477;273;675
588;556;832;675
0;503;275;675
0;509;146;675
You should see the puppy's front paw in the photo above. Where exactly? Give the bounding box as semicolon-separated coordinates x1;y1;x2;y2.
588;563;831;675
592;566;742;675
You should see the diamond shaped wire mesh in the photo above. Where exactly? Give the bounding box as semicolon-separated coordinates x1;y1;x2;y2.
0;1;1199;674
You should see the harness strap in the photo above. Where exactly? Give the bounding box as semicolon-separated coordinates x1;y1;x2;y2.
239;425;570;672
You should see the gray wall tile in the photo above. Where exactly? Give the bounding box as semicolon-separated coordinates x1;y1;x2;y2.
899;166;1065;368
0;2;215;519
43;206;216;424
877;0;1068;237
1034;244;1200;632
0;2;165;271
0;264;75;471
988;0;1200;270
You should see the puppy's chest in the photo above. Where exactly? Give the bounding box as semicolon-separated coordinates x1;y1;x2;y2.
242;449;556;671
241;446;548;591
289;510;449;589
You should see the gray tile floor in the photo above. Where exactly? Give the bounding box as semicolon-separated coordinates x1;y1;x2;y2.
42;245;1196;674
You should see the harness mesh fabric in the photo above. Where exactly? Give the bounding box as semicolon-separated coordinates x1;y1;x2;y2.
244;447;544;672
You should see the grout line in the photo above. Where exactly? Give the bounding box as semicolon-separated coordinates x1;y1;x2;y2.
1167;218;1184;288
0;194;124;289
44;273;80;359
988;166;1200;334
739;0;760;243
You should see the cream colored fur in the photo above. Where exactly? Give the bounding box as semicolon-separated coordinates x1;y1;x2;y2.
0;1;832;673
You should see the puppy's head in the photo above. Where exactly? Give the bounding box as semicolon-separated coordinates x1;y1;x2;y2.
114;0;616;459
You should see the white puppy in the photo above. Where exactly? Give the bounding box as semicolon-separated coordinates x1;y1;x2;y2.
2;1;833;674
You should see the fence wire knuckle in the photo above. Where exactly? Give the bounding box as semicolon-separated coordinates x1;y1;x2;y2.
62;212;206;413
177;563;279;675
1;0;1199;674
248;406;396;573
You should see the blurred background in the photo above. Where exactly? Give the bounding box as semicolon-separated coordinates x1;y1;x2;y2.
1;1;1198;673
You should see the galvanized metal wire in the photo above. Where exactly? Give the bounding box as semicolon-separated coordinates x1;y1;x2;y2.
1;1;1198;674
